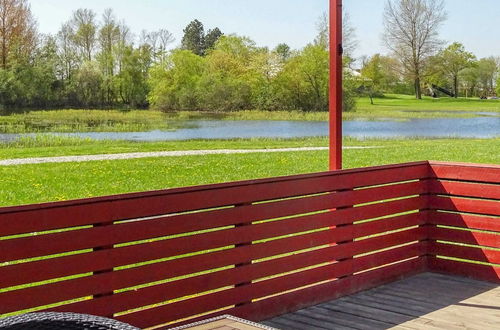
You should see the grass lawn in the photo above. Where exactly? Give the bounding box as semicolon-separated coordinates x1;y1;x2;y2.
356;93;500;112
0;137;334;160
0;138;498;207
223;95;500;122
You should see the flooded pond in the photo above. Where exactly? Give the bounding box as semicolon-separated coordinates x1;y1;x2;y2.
0;117;498;142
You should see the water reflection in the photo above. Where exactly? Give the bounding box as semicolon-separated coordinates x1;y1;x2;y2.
0;117;498;143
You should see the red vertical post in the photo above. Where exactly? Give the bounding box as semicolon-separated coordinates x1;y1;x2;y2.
329;0;343;171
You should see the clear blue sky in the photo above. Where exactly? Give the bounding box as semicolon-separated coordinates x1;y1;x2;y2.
30;0;500;59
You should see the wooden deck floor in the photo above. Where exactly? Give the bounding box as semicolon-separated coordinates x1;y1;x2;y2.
262;272;500;330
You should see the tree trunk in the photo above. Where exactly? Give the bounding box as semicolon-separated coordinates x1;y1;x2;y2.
415;78;422;99
1;38;6;69
454;75;459;98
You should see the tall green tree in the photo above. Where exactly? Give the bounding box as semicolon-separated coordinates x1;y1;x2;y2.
275;44;330;111
199;35;257;111
204;27;223;51
274;43;291;62
432;42;476;97
115;46;149;107
28;35;60;107
72;60;103;107
459;67;479;97
181;19;205;56
148;49;204;110
360;54;387;104
477;57;498;96
97;9;120;105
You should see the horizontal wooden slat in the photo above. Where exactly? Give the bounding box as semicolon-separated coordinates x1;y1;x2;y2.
429;180;500;200
428;257;500;283
114;244;426;328
52;230;426;317
429;196;500;216
428;242;500;264
0;221;332;290
0;214;425;291
0;163;429;236
0;181;425;262
98;164;429;222
0;195;425;265
428;227;500;249
0;210;425;291
428;212;500;232
0;219;426;312
430;163;500;184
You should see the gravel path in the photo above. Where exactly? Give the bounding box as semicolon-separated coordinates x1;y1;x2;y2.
0;146;378;166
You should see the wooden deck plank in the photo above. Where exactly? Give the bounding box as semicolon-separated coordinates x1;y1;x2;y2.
334;294;433;316
264;273;500;329
304;306;398;330
368;285;499;310
262;317;305;330
404;272;497;289
321;300;415;324
279;313;354;330
362;290;455;310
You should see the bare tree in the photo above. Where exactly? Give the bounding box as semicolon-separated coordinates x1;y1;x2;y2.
99;9;120;67
142;29;174;63
70;8;97;62
57;22;78;80
0;0;37;68
315;11;357;59
383;0;447;99
114;21;131;74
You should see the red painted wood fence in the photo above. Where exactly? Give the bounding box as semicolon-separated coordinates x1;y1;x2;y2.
0;161;498;329
427;162;500;282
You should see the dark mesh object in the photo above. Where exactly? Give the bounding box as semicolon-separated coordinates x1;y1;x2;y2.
0;312;140;330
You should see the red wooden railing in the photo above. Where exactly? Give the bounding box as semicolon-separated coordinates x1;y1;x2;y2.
0;161;498;329
427;162;500;282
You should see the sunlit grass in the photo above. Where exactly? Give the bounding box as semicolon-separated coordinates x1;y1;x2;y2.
0;137;498;207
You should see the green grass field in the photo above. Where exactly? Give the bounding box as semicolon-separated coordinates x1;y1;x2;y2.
357;94;500;111
0;94;498;207
1;137;498;207
0;136;347;159
224;95;500;121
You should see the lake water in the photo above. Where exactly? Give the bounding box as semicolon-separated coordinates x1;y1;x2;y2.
0;117;498;142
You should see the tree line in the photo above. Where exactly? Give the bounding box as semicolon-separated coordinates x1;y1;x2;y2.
1;1;173;109
0;0;499;113
0;0;356;112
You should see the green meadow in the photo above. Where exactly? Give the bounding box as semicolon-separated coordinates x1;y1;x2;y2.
1;137;498;207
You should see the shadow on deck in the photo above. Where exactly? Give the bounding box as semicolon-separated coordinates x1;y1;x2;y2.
263;272;500;330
